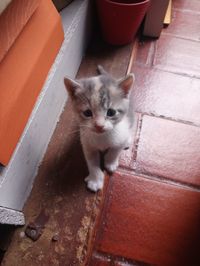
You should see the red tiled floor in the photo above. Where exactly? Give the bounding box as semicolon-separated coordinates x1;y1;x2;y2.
154;35;200;78
163;9;200;41
131;66;200;125
89;1;200;265
136;115;200;187
95;172;200;266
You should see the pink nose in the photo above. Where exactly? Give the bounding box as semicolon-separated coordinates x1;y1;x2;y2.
94;123;104;133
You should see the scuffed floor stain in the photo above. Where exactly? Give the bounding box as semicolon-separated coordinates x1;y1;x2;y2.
2;103;103;266
76;216;92;264
2;188;102;266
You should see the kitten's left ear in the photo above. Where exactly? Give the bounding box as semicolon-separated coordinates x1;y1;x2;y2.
64;77;81;98
118;73;135;96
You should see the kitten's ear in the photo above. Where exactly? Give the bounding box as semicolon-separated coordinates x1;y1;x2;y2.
64;77;81;98
118;73;135;97
97;65;108;76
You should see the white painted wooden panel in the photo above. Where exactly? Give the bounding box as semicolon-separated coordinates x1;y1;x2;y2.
0;0;91;224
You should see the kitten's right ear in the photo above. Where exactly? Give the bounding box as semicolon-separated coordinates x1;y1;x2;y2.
64;77;81;98
118;73;135;97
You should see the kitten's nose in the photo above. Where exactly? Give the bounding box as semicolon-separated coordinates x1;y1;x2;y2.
94;123;104;133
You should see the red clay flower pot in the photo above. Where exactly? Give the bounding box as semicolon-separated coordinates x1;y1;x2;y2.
96;0;151;45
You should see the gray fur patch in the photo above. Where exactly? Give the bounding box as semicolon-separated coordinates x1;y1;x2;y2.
72;72;134;129
99;86;110;109
99;74;114;88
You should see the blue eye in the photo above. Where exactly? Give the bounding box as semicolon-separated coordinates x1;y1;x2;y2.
107;108;116;117
83;109;92;117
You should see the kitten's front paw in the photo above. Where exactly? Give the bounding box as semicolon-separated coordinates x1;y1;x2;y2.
85;174;104;192
105;160;119;174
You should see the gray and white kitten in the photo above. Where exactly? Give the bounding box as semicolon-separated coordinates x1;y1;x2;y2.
64;66;134;192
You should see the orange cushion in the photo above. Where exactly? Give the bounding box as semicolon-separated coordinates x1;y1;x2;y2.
0;0;39;62
0;0;64;165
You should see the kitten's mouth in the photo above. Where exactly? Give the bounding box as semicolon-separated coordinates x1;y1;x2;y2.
93;128;105;134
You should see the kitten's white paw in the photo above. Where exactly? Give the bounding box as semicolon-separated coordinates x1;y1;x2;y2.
85;174;104;192
105;160;119;173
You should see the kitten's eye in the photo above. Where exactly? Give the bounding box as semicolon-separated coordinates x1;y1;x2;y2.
83;109;93;117
107;108;116;117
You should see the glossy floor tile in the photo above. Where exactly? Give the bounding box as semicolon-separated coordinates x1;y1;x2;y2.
95;172;200;266
154;35;200;78
163;9;200;41
131;66;200;125
136;115;200;187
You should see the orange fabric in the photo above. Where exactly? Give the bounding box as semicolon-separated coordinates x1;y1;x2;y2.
0;0;64;165
0;0;39;62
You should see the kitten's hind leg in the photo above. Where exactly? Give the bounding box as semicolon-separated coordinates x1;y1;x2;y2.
104;147;122;174
83;147;104;192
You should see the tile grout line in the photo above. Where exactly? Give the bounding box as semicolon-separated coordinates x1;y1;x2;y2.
126;37;146;171
154;66;200;80
117;166;200;193
148;41;157;67
84;175;112;266
173;7;200;15
134;111;200;129
131;113;144;170
162;32;200;43
92;250;151;266
135;169;200;192
134;61;200;81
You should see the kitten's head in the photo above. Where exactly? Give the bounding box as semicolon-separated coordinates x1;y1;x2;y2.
64;67;134;134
